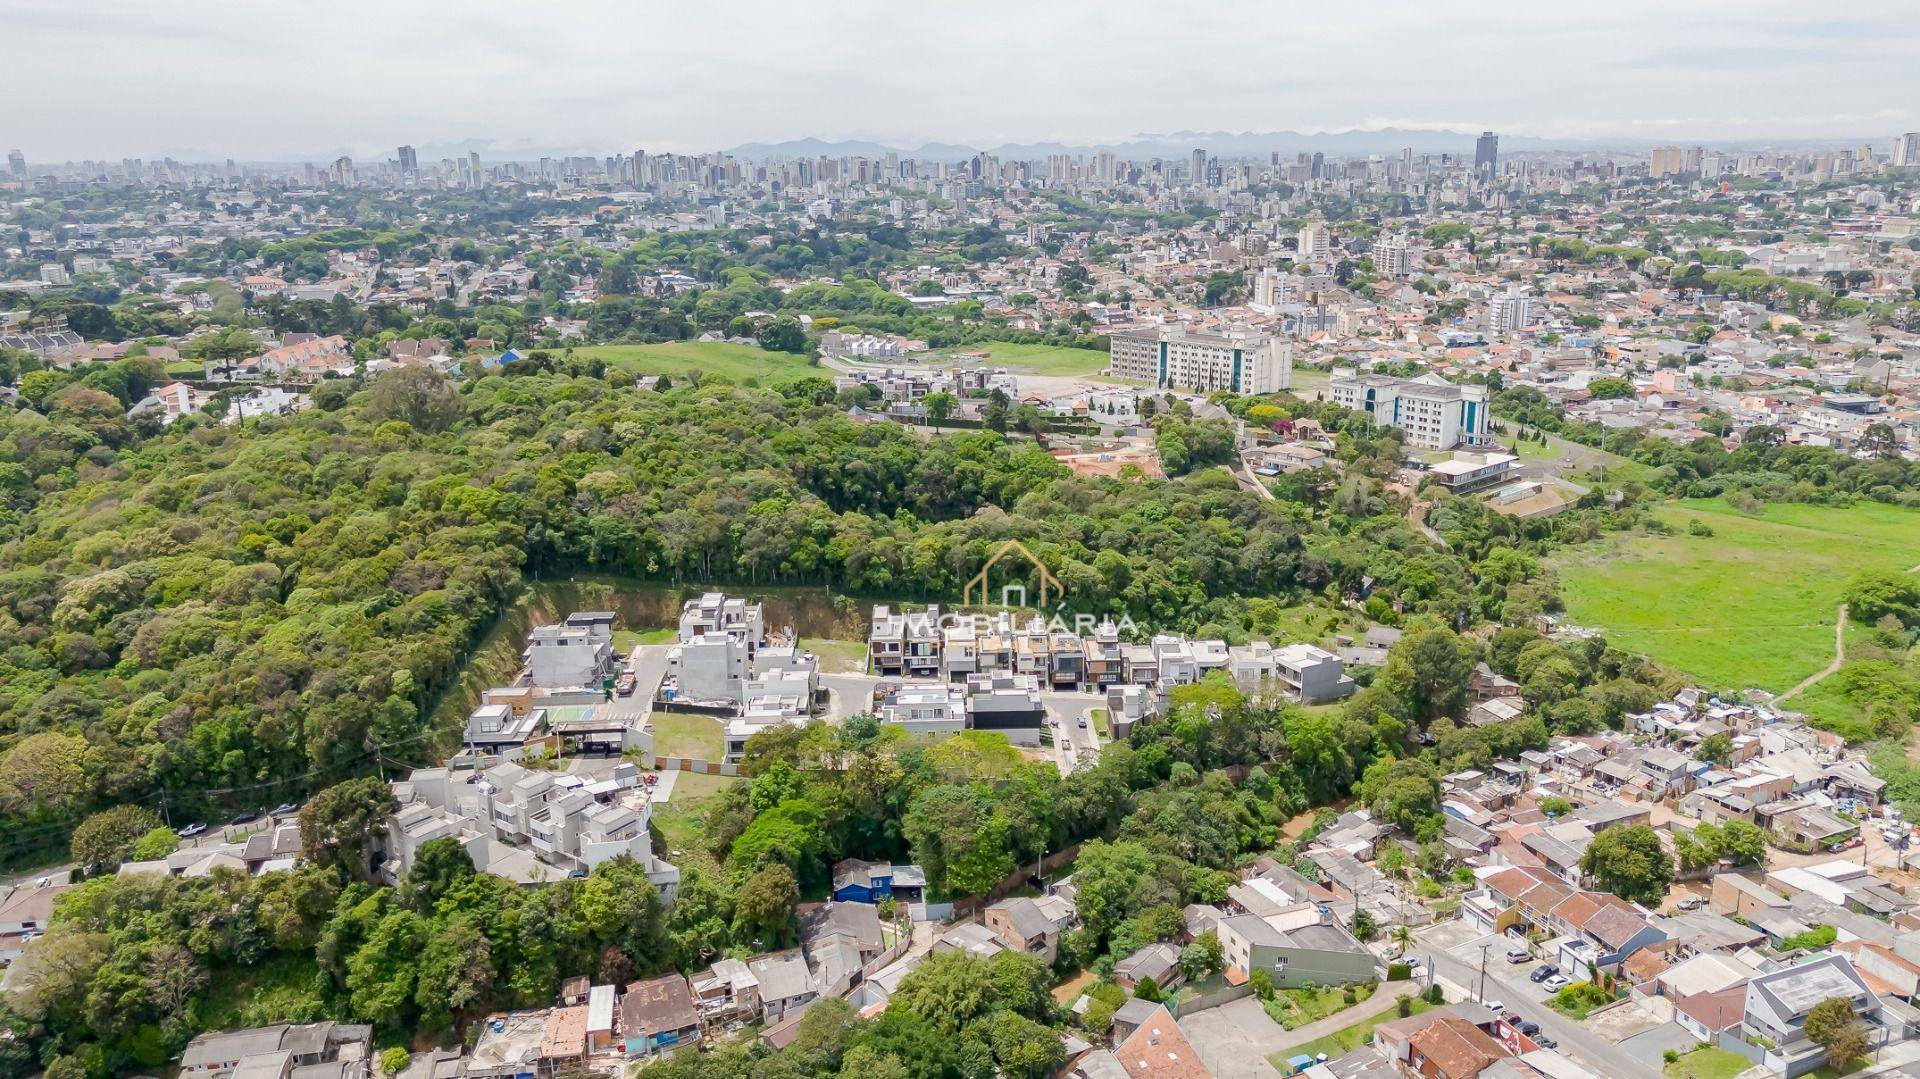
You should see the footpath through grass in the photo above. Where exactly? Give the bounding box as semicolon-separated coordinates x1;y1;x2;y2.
1553;498;1920;694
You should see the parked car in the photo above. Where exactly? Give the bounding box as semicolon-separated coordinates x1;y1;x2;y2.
1676;897;1705;911
178;822;207;838
228;810;260;825
273;802;298;816
1529;966;1554;983
615;673;637;697
1506;949;1530;964
1542;975;1570;992
1518;1021;1541;1036
1535;1036;1558;1049
1482;1000;1505;1015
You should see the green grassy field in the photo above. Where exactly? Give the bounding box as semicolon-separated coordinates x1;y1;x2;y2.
935;341;1110;376
1553;499;1920;694
1664;1047;1757;1079
650;711;725;761
652;771;740;872
803;638;869;674
570;341;823;383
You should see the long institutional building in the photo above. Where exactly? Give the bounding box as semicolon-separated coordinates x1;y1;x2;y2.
1109;326;1292;394
1329;369;1492;450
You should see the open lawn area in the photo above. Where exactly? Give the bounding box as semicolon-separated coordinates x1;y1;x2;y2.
936;341;1110;377
1664;1047;1757;1079
804;638;869;674
1264;983;1375;1030
613;627;676;653
569;341;823;383
652;770;740;872
649;711;725;761
1271;993;1432;1066
1552;499;1920;695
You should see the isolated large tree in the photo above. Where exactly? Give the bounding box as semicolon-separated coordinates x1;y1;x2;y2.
1578;824;1672;906
1805;997;1869;1070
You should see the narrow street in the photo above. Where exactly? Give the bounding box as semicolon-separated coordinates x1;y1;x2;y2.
1417;942;1659;1079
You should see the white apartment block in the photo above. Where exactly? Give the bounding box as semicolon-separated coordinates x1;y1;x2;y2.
1372;234;1419;279
1329;370;1491;450
1108;326;1291;395
1894;132;1920;169
1484;286;1534;335
1297;223;1331;262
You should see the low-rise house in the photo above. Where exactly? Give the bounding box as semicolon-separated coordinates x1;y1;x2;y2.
1274;643;1356;703
177;1022;372;1079
984;894;1078;963
621;973;701;1057
1216;912;1377;988
1741;954;1887;1078
1113;942;1183;993
1373;1008;1510;1079
1114;1004;1210;1078
747;949;817;1021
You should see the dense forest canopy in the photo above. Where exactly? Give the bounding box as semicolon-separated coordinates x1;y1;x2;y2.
0;362;1578;858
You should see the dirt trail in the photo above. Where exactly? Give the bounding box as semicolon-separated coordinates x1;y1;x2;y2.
1775;603;1847;705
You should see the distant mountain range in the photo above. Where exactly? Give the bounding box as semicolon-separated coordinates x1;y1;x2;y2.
725;128;1876;162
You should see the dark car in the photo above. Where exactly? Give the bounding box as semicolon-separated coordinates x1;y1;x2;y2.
229;810;260;825
1518;1021;1540;1036
1535;1036;1557;1049
1529;965;1554;983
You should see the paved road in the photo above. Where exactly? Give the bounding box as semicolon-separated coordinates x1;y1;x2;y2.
1418;944;1657;1079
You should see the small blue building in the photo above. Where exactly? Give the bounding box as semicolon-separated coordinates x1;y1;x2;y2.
831;858;926;904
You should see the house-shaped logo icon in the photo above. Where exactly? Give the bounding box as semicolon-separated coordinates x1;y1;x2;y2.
963;539;1063;609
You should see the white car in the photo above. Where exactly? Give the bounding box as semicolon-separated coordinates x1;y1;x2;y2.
1483;1000;1505;1015
1542;975;1571;992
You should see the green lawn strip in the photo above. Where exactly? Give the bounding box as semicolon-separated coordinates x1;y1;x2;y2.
650;710;726;760
612;627;677;653
933;341;1110;377
1270;994;1432;1067
804;638;870;674
1664;1046;1760;1079
570;341;823;383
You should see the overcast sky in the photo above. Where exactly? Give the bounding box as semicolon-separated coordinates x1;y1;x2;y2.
6;0;1919;162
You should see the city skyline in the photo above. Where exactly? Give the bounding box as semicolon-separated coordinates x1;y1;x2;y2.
5;0;1918;161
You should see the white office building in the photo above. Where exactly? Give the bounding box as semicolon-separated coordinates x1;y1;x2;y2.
1108;326;1291;394
1329;370;1491;450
